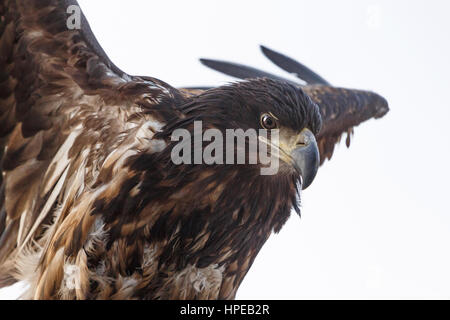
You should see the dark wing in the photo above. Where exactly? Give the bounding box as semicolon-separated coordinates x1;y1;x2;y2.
260;45;330;85
199;58;299;86
197;45;389;164
302;85;388;163
0;0;181;284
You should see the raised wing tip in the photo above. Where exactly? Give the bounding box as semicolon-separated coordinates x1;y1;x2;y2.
259;45;273;55
199;58;216;67
199;58;247;77
199;57;300;85
199;58;240;71
259;45;330;85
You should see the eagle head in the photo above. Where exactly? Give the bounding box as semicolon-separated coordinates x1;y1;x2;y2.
158;78;322;190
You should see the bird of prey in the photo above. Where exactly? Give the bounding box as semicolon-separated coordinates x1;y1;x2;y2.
0;0;388;299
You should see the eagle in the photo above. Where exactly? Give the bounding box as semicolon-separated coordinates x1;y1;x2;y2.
0;0;388;299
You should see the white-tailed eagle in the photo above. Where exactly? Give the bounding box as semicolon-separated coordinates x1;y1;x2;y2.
0;0;388;299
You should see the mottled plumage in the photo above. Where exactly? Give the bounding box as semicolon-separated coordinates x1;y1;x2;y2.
0;0;388;299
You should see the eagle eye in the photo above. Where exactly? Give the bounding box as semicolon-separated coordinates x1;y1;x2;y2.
260;113;277;129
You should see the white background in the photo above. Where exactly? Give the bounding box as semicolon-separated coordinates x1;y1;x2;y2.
2;0;450;299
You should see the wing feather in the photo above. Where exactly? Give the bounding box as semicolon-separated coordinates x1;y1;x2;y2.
302;85;388;163
260;45;330;85
0;0;181;282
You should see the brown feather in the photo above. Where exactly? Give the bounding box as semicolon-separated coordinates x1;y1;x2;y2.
0;0;388;301
303;85;389;164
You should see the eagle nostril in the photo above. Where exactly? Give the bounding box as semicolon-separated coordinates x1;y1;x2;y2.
295;134;307;147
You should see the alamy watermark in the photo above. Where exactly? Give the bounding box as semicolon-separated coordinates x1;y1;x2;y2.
171;121;280;175
366;4;382;30
66;5;81;30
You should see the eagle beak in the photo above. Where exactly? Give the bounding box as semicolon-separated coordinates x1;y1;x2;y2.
291;129;320;189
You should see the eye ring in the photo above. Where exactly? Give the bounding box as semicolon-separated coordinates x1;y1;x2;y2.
260;113;278;129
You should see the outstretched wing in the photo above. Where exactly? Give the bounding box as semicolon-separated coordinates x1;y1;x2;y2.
197;45;389;164
0;0;180;284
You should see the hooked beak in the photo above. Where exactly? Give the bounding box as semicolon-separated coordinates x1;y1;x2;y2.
291;129;320;189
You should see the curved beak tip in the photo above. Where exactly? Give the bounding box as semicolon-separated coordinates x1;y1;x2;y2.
291;130;320;190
